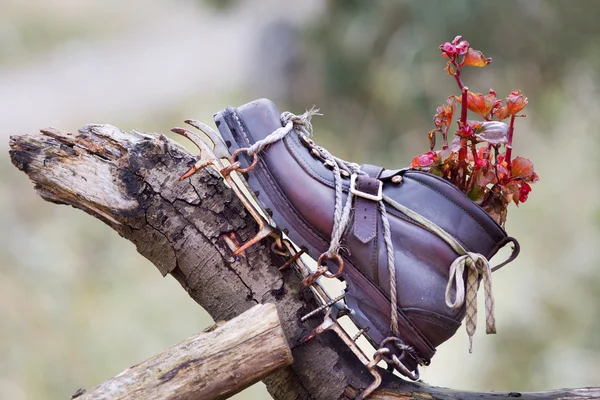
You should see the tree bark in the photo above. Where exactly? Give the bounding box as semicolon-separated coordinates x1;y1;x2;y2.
8;124;600;400
76;303;292;400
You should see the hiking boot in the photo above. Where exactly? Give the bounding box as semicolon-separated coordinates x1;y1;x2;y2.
211;98;518;378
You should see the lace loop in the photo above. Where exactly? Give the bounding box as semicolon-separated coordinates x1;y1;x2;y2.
445;252;496;353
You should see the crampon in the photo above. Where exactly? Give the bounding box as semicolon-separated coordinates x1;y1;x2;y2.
173;99;519;399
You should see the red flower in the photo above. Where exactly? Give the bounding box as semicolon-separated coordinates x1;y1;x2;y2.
454;40;469;55
411;151;438;168
474;157;486;170
440;35;469;58
519;182;532;203
440;42;456;56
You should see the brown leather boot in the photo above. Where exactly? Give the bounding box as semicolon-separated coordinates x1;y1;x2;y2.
212;98;519;379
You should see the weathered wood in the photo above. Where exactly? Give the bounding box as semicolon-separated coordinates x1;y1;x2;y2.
77;303;292;400
8;124;600;400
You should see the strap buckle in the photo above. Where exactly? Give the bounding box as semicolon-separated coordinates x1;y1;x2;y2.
350;174;383;201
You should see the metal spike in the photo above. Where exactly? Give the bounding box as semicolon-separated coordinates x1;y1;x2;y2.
171;127;225;180
184;119;230;159
300;293;346;322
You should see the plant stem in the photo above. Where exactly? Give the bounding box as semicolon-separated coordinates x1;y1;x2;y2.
450;58;470;191
451;59;469;126
471;140;478;161
442;126;449;150
485;143;493;160
451;59;466;90
459;137;468;190
460;87;468;125
505;114;516;170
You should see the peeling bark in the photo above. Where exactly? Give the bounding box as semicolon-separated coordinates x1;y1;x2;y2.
9;124;600;400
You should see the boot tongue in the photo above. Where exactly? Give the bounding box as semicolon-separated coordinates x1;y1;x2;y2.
379;168;408;180
360;164;384;178
358;163;407;182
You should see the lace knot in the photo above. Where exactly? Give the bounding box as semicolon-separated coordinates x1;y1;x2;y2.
281;108;320;135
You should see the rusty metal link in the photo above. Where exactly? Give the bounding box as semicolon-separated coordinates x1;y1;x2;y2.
319;253;345;279
391;354;420;381
230;147;259;173
301;253;345;287
378;336;421;381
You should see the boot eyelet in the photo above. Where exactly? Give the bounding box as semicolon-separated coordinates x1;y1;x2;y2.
311;148;321;159
323;159;335;169
340;169;350;178
301;136;315;148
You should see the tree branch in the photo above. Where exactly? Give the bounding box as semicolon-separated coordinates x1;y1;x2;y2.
76;303;292;400
8;124;600;400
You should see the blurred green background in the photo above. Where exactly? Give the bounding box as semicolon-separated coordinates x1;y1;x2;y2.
2;0;599;399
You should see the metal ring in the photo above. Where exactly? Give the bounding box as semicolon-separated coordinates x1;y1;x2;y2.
380;336;407;350
391;354;420;381
379;336;421;380
230;148;259;173
317;253;344;279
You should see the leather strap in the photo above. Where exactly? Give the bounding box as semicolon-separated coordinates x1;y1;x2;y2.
491;236;520;272
358;165;437;366
353;165;383;243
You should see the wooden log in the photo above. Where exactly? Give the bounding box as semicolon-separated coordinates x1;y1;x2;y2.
9;125;600;400
75;303;292;400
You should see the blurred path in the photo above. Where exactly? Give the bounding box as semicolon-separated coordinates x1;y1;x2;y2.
0;0;320;140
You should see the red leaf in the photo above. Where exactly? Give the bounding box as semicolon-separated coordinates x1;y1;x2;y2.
506;90;528;115
456;91;496;118
476;168;497;187
462;48;492;67
511;156;536;180
493;105;510;120
433;96;456;130
506;182;521;206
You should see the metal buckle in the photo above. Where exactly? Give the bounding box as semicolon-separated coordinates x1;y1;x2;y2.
350;174;383;201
